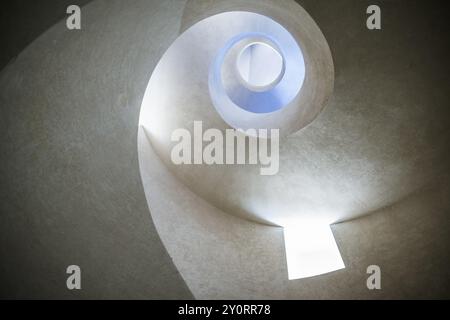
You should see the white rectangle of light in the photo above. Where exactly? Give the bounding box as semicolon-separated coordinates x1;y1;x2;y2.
284;224;345;280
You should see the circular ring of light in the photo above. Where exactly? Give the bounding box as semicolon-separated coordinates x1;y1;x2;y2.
210;22;306;121
140;10;334;140
236;41;285;92
219;34;296;114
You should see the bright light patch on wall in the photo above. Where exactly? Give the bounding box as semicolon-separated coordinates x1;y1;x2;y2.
284;224;345;280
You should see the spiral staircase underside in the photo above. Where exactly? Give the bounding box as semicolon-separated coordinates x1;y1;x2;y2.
0;0;449;299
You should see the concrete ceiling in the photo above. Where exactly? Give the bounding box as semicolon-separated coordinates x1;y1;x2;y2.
0;0;92;70
141;0;450;228
0;0;449;299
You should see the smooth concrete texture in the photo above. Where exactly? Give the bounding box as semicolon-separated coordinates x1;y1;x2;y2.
139;127;288;299
139;1;336;226
179;0;334;138
1;0;449;299
0;0;92;71
138;0;450;228
140;0;449;299
140;123;450;298
0;0;192;299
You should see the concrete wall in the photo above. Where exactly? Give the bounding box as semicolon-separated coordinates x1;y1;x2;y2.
0;0;449;299
139;0;450;299
0;0;92;70
0;0;192;299
140;125;450;298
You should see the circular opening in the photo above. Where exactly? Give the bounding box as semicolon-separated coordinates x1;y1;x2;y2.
236;42;285;92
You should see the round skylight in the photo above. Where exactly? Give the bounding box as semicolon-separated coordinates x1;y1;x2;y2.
236;42;285;92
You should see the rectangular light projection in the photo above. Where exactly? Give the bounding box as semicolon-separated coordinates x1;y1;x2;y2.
284;224;345;280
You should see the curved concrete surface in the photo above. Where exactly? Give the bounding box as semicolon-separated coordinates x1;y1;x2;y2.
0;0;192;299
139;0;450;228
139;2;336;227
1;0;449;299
